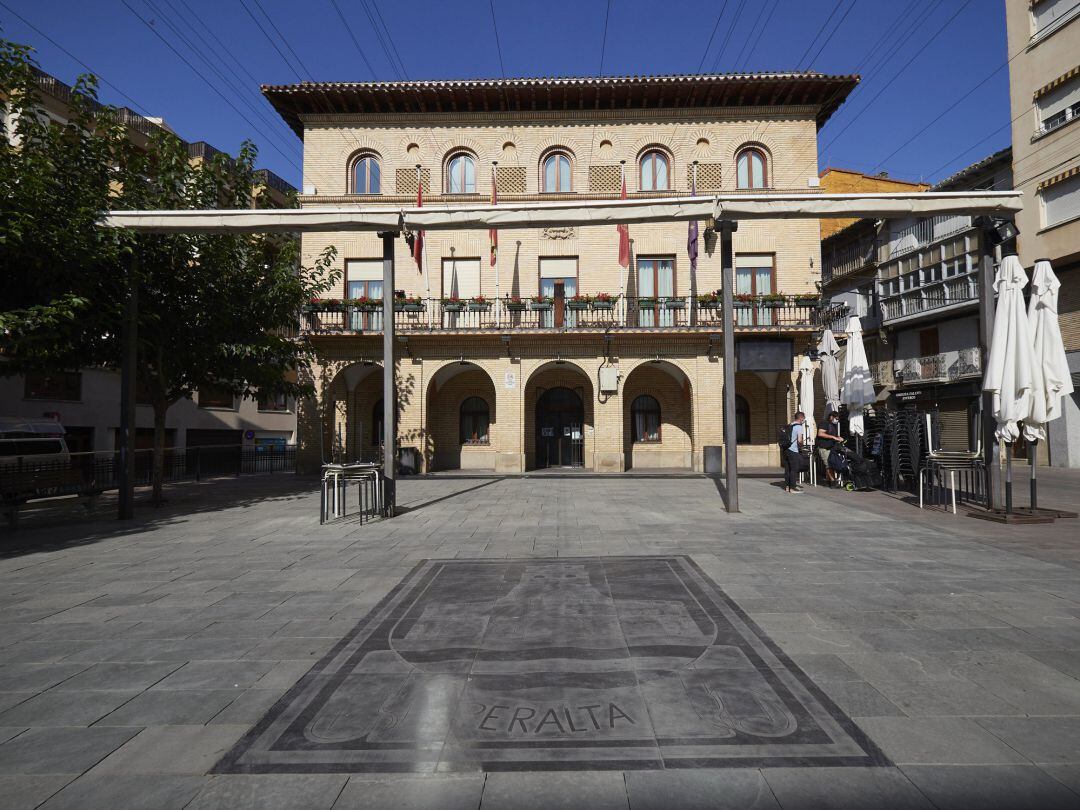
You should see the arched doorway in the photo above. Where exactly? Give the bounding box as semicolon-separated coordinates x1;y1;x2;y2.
535;387;584;468
425;362;498;471
324;361;383;464
622;360;693;469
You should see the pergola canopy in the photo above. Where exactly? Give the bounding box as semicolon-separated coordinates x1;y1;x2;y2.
103;191;1023;234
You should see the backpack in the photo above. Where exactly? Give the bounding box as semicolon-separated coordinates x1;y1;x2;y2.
777;423;795;453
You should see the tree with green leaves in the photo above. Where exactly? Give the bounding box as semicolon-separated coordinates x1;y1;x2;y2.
2;39;339;504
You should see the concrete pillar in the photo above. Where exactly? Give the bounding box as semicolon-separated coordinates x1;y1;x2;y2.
593;360;624;472
495;358;525;473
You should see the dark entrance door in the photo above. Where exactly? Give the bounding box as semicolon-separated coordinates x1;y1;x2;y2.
536;387;584;468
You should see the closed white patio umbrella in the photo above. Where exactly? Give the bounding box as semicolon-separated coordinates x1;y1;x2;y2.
841;317;875;438
799;355;817;485
1023;259;1074;510
819;329;842;417
983;255;1043;514
983;256;1042;442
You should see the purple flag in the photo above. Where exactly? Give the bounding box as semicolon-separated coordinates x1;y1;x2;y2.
687;174;699;271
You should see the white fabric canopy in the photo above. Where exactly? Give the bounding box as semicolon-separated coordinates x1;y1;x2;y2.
841;317;875;437
799;355;817;445
1025;259;1073;442
819;329;842;417
983;256;1043;443
102;191;1023;233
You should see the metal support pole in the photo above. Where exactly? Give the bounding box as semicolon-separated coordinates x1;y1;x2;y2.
719;221;739;513
118;253;138;520
380;231;397;517
1029;439;1037;511
978;248;999;511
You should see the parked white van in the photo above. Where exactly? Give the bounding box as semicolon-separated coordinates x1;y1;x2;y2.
0;417;71;470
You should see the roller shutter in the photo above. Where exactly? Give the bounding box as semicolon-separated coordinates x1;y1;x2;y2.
937;398;971;451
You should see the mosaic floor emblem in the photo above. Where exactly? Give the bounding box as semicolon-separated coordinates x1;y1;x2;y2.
215;556;887;772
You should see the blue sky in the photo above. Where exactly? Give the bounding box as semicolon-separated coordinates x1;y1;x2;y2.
1;0;1011;188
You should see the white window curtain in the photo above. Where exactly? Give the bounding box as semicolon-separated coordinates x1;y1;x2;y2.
346;259;383;330
735;254;774;326
539;257;578;326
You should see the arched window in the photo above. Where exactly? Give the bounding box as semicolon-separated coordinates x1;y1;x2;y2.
639;150;670;191
372;399;384;445
351;154;380;194
735;395;750;444
542;151;572;192
631;394;661;443
446;152;476;194
736;147;767;189
460;396;490;444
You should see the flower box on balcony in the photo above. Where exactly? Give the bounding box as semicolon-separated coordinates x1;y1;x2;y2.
696;293;720;309
352;302;380;313
663;298;686;310
732;299;753;308
530;297;554;311
442;300;465;313
591;300;615;311
468;299;492;312
307;299;344;313
637;297;658;309
567;298;591;311
505;299;527;312
793;296;820;307
395;301;426;313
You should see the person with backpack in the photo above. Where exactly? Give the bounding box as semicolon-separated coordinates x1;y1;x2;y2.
816;410;846;485
780;411;807;494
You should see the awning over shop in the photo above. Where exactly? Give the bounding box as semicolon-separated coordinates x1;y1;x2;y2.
103;191;1023;233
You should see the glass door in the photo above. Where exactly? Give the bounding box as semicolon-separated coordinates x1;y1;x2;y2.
637;258;673;327
347;278;383;331
735;256;774;326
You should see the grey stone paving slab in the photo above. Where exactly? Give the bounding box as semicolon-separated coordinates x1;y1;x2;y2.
480;772;628;810
761;766;933;810
89;725;249;775
151;661;276;690
0;689;139;727
52;662;182;691
900;764;1080;810
623;769;780;810
333;775;484;809
1041;764;1080;795
186;774;348;809
0;726;140;774
95;689;239;726
976;717;1080;764
39;774;206;810
853;717;1032;765
0;775;75;810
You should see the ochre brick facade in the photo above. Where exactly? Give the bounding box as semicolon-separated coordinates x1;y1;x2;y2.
290;85;828;473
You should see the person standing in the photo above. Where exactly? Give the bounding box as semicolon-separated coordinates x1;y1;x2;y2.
816;411;845;485
783;411;807;494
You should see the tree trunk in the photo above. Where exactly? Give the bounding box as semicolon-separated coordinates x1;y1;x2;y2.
152;399;167;505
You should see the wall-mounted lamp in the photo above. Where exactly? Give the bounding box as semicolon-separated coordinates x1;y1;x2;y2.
396;336;411;357
501;334;512;357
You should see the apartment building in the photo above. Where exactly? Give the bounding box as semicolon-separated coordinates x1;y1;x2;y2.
1006;0;1080;467
263;73;858;473
821;149;1015;452
0;66;298;453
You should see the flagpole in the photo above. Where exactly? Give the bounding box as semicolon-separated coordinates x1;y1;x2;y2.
492;161;500;321
618;160;626;302
417;164;431;329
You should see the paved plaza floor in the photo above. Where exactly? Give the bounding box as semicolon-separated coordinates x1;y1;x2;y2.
2;470;1080;808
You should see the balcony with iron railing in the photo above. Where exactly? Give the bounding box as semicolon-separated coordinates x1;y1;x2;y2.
299;295;837;335
880;269;980;324
892;348;982;386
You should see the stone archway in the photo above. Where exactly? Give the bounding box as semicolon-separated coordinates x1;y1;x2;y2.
425;361;498;471
324;361;384;463
622;360;693;469
523;361;594;470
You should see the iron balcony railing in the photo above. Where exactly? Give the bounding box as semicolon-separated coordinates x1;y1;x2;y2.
880;269;980;323
300;296;833;334
893;348;983;386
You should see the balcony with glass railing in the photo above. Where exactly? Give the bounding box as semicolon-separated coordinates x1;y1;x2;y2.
299;295;836;335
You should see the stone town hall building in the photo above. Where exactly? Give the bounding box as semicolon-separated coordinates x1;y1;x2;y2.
263;73;857;474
